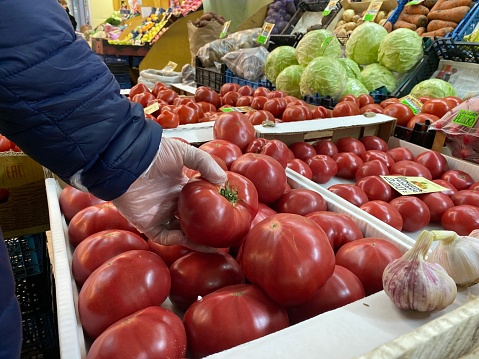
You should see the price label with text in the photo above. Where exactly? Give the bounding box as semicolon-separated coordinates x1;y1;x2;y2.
219;20;231;39
322;0;339;16
257;22;275;44
380;176;449;195
162;61;178;73
363;1;383;22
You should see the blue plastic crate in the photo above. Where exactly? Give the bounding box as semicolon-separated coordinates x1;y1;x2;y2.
304;86;390;109
131;56;144;68
98;54;129;65
5;234;44;279
114;73;131;88
225;69;275;90
449;2;479;40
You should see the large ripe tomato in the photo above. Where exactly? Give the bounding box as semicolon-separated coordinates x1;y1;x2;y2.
131;92;156;108
432;179;459;196
147;240;192;267
274;188;327;216
333;101;361;117
338;95;359;105
238;85;255;97
288;142;317;162
0;135;12;152
230;153;287;205
129;83;150;98
72;230;148;286
235;96;254;107
197;101;217;113
282;105;311;122
333;152;364;179
359;136;388;152
174;104;200;125
199;139;243;169
195;86;221;108
421;98;455;118
151;82;168;97
383;103;414;126
360;103;384;114
415;151;449;179
417;192;455;223
311;105;332;119
213;112;256;152
406;113;440;129
442;205;479;235
335;238;403;295
386;147;415;162
59;185;104;222
267;90;286;99
306;211;363;251
247;110;274;125
239;213;335;306
222;91;241;106
360;200;403;231
306;154;338;184
263;98;288;118
441;170;475;191
253;87;271;97
390;160;433;180
68;202;141;247
444;96;462;107
451;190;479;206
250;96;268;110
356;175;394;202
155;110;179;129
389;196;430;232
169;252;245;312
286;265;365;324
245;138;269;153
183;284;289;358
287;159;313;179
327;184;369;207
79;250;170;339
312;139;338;157
259;139;294;168
358;94;375;107
178;171;258;248
220;83;240;97
335;137;366;156
361;150;395;170
87;306;186;359
355;160;389;181
471;182;479;191
380;98;400;108
156;89;178;105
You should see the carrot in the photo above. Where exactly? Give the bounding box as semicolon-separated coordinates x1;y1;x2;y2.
424;0;439;8
427;6;470;23
383;21;393;32
438;0;472;10
430;0;447;11
421;26;455;37
427;19;458;31
393;20;417;30
398;13;429;27
405;4;430;15
416;26;427;35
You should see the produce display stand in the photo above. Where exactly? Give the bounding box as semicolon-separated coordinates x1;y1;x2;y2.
91;38;151;57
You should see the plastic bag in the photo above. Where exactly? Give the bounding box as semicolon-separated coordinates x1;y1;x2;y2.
222;47;270;81
429;97;479;164
137;69;182;89
181;64;196;87
187;18;224;65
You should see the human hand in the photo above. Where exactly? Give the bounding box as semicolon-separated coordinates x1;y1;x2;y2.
112;137;226;251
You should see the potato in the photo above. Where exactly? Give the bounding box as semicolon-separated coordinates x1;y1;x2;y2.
346;30;354;36
379;18;387;25
335;28;348;36
343;9;356;22
375;10;387;23
345;22;357;31
352;14;361;22
335;20;347;28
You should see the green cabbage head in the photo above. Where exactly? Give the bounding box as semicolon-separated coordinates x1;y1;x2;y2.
275;65;305;99
265;46;299;84
360;63;397;92
342;78;369;97
378;28;424;73
410;79;457;98
346;22;388;65
295;29;341;66
338;58;361;79
300;56;347;99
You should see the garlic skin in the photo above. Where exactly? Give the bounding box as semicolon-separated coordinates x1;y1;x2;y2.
428;230;479;287
383;231;457;312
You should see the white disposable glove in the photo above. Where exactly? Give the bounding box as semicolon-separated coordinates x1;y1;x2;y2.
112;137;226;251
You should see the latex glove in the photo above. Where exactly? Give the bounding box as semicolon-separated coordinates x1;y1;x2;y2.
112;137;226;251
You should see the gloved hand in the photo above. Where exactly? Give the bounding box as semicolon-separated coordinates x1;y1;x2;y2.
112;137;227;251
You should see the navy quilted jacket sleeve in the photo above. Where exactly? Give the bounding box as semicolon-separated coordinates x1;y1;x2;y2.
0;0;163;201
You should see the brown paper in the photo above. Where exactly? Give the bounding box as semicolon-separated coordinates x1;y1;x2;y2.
187;18;224;65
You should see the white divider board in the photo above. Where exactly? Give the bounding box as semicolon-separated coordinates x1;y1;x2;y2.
162;122;214;144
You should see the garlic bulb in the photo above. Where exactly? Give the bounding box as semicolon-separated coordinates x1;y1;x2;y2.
428;230;479;287
383;230;457;312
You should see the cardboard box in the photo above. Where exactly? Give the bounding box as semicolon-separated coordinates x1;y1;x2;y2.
0;153;49;238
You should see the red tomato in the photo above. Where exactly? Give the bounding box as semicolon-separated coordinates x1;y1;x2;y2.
282;105;311;122
79;250;170;339
444;96;463;107
327;184;369;207
441;170;475;191
147;241;192;267
333;152;364;179
235;96;254;107
361;150;395;169
306;155;338;184
390;160;433;180
406;113;440;129
183;284;289;358
253;87;271;97
311;105;333;119
151;82;168;97
145;99;168;118
386;147;415;162
247;110;274;125
359;136;388;151
259;139;295;168
442;205;479;235
237;85;255;97
263;98;288;118
250;96;268;110
286;265;365;324
421;98;455;118
129;83;150;98
383;103;414;126
389;196;430;232
221;91;241;106
287;159;313;179
213;112;255;152
470;182;479;191
197;101;217;113
312;140;338;157
333;101;361;117
288;142;317;162
380;98;400;108
244;138;269;154
131;92;156;108
306;211;363;251
360;104;384;114
267;90;286;99
360;200;403;231
156;89;178;104
173;97;194;106
169;252;245;311
355;159;389;181
335;238;403;295
178;171;258;248
195;86;221;108
358;94;375;107
239;213;335;306
335;137;366;156
417;96;433;104
230;153;287;205
68;202;141;247
174;104;200;125
220;83;240;97
144;113;156;122
274;188;327;216
414;151;449;179
199;139;243;169
417;192;455;223
87;306;186;359
59;185;104;222
339;95;359;105
155;110;179;128
72;230;148;286
432;179;459;196
356;175;394;202
451;190;479;206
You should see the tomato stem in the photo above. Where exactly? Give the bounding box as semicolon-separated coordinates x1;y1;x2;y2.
219;181;239;205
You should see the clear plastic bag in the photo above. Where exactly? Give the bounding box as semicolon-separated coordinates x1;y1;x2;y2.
222;47;270;81
137;69;182;89
181;64;196;87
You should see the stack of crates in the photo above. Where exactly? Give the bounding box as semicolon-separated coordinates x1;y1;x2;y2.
5;233;59;359
99;55;132;89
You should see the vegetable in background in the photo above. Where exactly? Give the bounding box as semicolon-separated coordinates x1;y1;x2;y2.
264;0;297;34
338;58;361;79
299;56;347;98
342;78;369;97
265;46;299;84
378;28;424;73
410;78;457;98
295;29;342;65
360;63;397;93
275;64;305;98
346;22;388;65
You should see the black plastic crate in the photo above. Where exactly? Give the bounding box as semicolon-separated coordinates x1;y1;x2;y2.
195;56;226;93
131;56;144;68
225;69;276;90
107;63;130;74
282;0;342;35
433;37;479;63
393;121;437;149
114;73;131;89
98;54;129;65
268;33;304;52
5;233;45;279
304;86;391;109
21;310;59;359
15;267;53;315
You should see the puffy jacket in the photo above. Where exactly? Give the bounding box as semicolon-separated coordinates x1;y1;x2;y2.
0;0;163;201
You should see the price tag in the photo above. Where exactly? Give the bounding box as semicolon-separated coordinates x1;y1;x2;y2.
219;20;231;39
380;176;449;195
322;0;339;16
405;0;424;5
257;22;275;44
363;1;383;22
400;94;423;115
452;109;479;128
220;106;255;113
162;61;178;73
144;102;159;115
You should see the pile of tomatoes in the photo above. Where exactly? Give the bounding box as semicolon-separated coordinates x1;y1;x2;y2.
0;134;20;152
